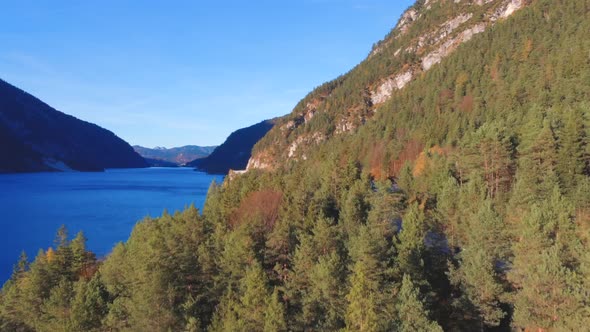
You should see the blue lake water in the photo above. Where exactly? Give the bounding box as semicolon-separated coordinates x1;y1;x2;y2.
0;167;222;283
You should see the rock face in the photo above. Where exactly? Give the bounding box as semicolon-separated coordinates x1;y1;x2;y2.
375;0;527;107
187;119;275;174
371;70;414;106
500;0;525;18
421;22;487;71
396;8;419;36
246;0;530;172
0;79;147;173
286;132;325;160
133;145;216;166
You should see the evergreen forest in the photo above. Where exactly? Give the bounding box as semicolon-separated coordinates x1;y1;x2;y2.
1;0;590;331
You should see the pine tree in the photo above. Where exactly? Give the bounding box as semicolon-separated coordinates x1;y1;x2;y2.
397;161;415;196
458;122;515;199
284;234;315;329
396;275;442;332
345;262;381;332
0;252;32;331
304;251;346;330
436;176;461;247
238;262;269;331
345;224;395;331
511;117;559;206
396;203;427;282
450;201;507;327
70;273;108;331
70;231;95;279
512;246;584;330
264;217;295;285
556;107;588;193
20;249;52;328
38;279;73;332
509;195;586;330
340;180;371;235
12;251;28;280
264;288;287;332
208;289;243;332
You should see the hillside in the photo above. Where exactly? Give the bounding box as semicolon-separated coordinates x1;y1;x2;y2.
133;145;216;166
2;0;590;331
142;158;180;167
187;119;275;174
248;0;531;171
0;79;147;173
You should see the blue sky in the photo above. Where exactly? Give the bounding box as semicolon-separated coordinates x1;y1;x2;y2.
0;0;413;147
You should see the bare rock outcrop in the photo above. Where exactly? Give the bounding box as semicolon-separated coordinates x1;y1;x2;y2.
371;70;414;106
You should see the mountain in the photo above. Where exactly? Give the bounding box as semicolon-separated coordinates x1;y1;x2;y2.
133;145;216;166
142;158;180;167
3;1;590;331
247;0;532;171
0;79;147;173
187;119;275;174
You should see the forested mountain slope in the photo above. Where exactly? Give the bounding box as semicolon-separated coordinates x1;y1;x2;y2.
248;0;533;172
0;79;147;173
188;119;275;174
2;0;590;331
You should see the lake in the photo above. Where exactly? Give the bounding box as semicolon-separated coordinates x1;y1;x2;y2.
0;167;222;283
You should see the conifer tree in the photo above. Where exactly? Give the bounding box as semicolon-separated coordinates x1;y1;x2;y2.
345;263;381;332
345;224;395;331
396;275;442;332
264;218;295;285
284;234;316;329
264;288;287;332
396;203;428;282
39;279;73;332
238;262;269;330
556;107;588;193
511;117;559;206
340;179;371;235
509;194;586;330
458;122;515;199
208;289;242;332
449;201;507;327
70;273;108;332
304;252;346;330
397;161;415;197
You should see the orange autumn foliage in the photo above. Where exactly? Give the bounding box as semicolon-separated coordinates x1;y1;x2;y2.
413;145;446;177
231;189;282;231
46;247;56;263
390;140;424;177
460;95;474;113
369;141;386;180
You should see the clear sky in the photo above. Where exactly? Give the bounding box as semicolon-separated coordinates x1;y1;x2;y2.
0;0;413;147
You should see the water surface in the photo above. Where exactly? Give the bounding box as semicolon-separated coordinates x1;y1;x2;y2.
0;167;222;282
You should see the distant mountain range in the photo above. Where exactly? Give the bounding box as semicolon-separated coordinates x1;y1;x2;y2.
133;145;216;166
0;79;147;173
0;76;273;175
187;119;275;174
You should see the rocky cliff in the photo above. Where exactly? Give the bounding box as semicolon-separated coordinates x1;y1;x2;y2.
247;0;529;172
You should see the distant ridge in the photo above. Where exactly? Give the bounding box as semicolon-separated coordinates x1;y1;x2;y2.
0;79;147;173
187;119;275;174
133;145;216;166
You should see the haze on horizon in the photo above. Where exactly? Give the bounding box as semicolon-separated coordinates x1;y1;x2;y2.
0;0;412;148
